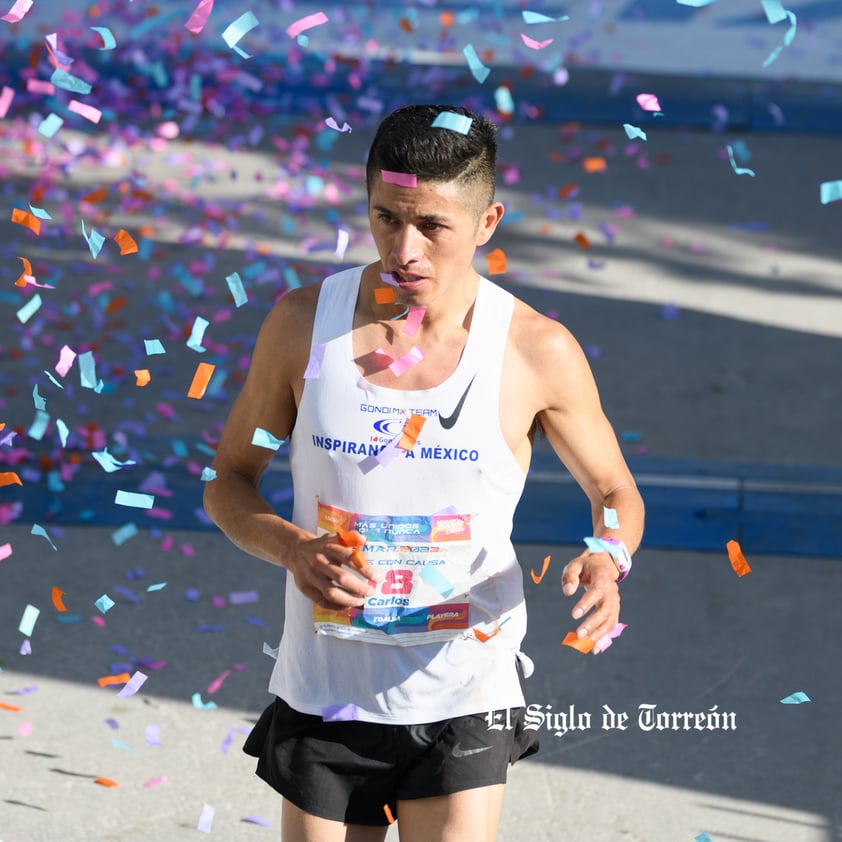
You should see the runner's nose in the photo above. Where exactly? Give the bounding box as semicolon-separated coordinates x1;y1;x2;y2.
391;225;422;267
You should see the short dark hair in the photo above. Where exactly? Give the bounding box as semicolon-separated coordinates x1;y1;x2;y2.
366;104;497;212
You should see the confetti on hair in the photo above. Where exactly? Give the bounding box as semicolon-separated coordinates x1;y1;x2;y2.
726;540;751;576
380;169;417;188
431;112;473;134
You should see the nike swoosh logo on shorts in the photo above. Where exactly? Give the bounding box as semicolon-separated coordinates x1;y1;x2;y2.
438;376;476;430
452;743;493;758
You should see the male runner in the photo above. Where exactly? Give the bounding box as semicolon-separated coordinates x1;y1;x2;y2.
204;103;644;841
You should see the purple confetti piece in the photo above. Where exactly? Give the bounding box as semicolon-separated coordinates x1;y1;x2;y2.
243;816;272;827
145;724;161;746
303;343;326;379
20;639;32;655
117;671;148;699
197;803;214;833
105;718;120;730
321;703;361;722
229;591;258;605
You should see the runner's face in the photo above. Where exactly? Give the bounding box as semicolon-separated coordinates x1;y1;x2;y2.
368;175;501;305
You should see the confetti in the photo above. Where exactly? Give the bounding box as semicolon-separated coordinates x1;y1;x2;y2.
562;631;596;653
636;93;662;112
200;467;217;482
419;565;454;598
144;776;167;788
326;117;352;132
462;44;490;84
144;339;166;355
18;604;40;637
92;448;137;473
98;672;131;688
0;543;12;561
222;11;259;58
0;471;22;487
583;157;607;173
431;112;473;134
780;691;811;704
388;345;424;377
623;123;647;141
147;582;167;592
726;540;752;577
594;622;628;654
286;11;328;39
51;587;67;612
225;271;248;307
31;524;58;551
574;232;591;249
322;703;361;721
192;692;218;710
0;85;13;118
383;805;396;824
403;306;426;337
115;490;155;509
90;25;116;50
530;555;551;584
380;170;418;188
95;594;116;613
11;208;41;235
762;0;788;24
51;69;92;95
678;0;717;5
81;221;106;258
114;230;138;255
695;834;713;842
187;362;216;399
135;369;151;386
251;427;285;450
603;507;620;529
522;10;569;23
55;345;77;376
207;670;232;694
820;180;842;205
520;33;554;49
726;145;756;177
0;702;22;712
185;0;214;34
117;671;148;698
486;248;507;274
186;316;210;352
94;777;119;788
398;414;426;451
374;287;397;305
145;724;161;745
1;0;33;24
494;86;515;116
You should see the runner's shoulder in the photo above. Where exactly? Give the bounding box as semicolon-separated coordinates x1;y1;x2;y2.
509;297;585;369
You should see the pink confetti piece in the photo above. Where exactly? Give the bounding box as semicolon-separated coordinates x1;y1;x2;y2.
303;343;326;379
91;615;106;628
381;169;418;188
197;804;215;833
117;670;148;698
0;543;12;561
18;722;33;736
212;595;226;608
636;93;661;112
143;776;167;788
207;670;231;694
68;99;102;124
594;622;628;654
403;306;426;337
185;0;214;34
388;346;424;376
0;85;15;118
1;0;33;24
520;33;554;49
26;79;55;96
286;11;328;39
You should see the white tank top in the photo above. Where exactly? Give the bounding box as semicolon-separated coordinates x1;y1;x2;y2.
268;266;529;724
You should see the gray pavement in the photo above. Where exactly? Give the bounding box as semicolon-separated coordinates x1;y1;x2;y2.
0;526;839;841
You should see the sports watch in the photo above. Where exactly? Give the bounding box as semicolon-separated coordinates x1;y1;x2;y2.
597;537;633;582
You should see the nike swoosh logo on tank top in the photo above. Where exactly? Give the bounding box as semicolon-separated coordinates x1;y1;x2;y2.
438;375;476;430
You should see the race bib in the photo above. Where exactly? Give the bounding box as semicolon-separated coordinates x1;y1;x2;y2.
313;502;475;646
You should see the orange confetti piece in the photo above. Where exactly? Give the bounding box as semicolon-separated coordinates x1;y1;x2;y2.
398;414;425;451
583;157;607;173
337;529;367;570
15;256;33;287
486;247;507;275
726;540;752;577
134;369;151;387
11;208;41;235
439;11;454;26
559;183;579;199
97;672;131;688
562;631;596;654
0;702;22;712
82;187;108;204
374;286;397;304
114;229;138;255
399;16;414;32
530;555;551;584
573;232;591;250
473;627;500;643
0;472;22;487
383;804;396;824
94;777;119;788
105;295;127;315
187;362;216;400
51;586;67;612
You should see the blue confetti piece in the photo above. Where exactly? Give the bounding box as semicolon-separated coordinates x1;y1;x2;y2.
56;419;70;447
37;114;64;139
603;507;620;529
186;316;209;353
419;566;454;598
50;68;92;94
28;204;52;220
678;0;716;5
18;604;40;637
494;87;515;116
92;448;137;473
623;123;647;141
56;614;83;623
200;467;217;482
31;524;58;551
90;25;117;50
225;272;248;307
192;692;218;710
16;293;42;324
115;490;155;509
112;523;138;546
144;338;166;355
762;0;787;23
251;427;285;450
27;410;50;442
147;583;167;592
185;588;200;601
522;10;569;23
820;180;842;205
95;594;116;614
780;691;811;704
222;10;259;56
695;834;713;842
726;145;756;177
81;220;106;259
431;112;474;134
583;536;620;559
462;44;490;84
